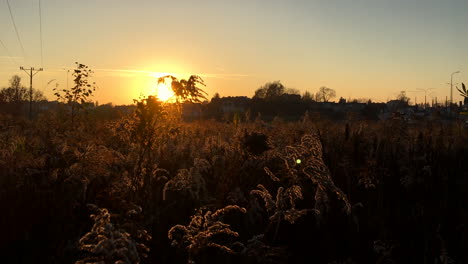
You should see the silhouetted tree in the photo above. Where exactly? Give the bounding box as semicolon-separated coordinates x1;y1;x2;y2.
253;81;286;100
211;92;221;102
53;62;97;124
285;88;300;95
158;75;207;104
0;75;45;103
396;91;410;104
315;86;336;102
302;91;313;102
350;98;371;104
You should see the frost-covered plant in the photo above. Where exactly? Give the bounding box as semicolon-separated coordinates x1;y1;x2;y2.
293;135;351;215
76;204;150;264
251;184;314;225
168;205;246;262
251;184;316;242
261;134;350;218
162;158;209;202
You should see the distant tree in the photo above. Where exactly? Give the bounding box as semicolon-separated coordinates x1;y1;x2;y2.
338;97;346;104
0;87;22;103
253;81;286;100
254;87;267;99
396;91;410;104
211;92;220;102
285;88;300;95
53;62;97;124
315;86;336;102
302;91;313;102
32;90;46;102
265;81;285;99
351;98;371;104
9;75;24;102
0;75;45;103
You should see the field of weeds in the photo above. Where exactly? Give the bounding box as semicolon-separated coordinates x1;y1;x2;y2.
0;107;467;264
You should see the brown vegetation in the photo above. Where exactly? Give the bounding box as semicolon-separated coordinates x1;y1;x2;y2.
0;103;467;264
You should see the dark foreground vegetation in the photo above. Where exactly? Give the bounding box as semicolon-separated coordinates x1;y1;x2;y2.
0;100;467;264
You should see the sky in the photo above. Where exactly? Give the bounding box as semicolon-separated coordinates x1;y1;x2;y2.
0;0;467;105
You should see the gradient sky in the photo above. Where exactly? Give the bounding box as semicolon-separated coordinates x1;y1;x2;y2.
1;0;467;104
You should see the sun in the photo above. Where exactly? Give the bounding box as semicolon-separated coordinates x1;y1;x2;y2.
155;82;175;102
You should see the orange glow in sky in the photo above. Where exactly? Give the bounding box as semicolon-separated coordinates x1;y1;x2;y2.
155;82;175;102
0;1;466;104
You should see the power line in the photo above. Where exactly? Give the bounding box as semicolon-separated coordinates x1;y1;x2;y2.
6;0;26;59
38;0;43;68
38;0;44;90
0;38;17;66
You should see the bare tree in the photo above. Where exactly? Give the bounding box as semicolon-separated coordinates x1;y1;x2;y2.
396;91;410;103
253;81;291;100
9;75;23;102
315;86;336;102
285;88;300;95
0;75;45;103
302;91;313;102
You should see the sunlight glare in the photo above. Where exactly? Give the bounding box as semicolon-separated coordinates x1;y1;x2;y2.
156;82;175;102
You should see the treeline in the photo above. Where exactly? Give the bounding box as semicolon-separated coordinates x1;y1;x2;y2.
203;81;382;122
0;75;47;116
0;75;46;103
204;96;385;122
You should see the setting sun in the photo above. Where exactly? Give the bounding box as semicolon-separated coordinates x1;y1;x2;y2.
156;82;175;102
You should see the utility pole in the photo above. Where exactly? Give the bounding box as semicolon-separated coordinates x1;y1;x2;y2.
450;71;460;105
416;88;435;110
20;66;43;119
450;71;460;118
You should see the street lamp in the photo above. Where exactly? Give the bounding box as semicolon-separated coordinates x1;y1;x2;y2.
451;71;460;105
417;88;436;109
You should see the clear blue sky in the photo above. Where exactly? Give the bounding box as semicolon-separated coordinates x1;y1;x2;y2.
1;0;467;104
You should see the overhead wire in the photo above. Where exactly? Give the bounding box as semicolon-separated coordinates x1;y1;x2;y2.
0;38;17;66
6;0;27;60
38;0;43;68
38;0;45;91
